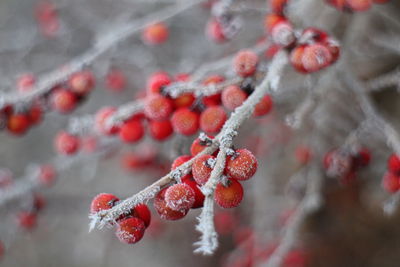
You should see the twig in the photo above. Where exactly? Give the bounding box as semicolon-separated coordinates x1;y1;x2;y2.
366;68;400;92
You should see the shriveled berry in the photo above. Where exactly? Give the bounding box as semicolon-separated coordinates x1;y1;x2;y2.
200;106;227;134
95;106;120;135
388;154;400;175
142;22;169;45
50;88;77;114
119;119;144;144
148;120;173;141
233;50;259;77
144;94;173;121
182;176;205;209
90;193;119;214
165;184;195;211
214;178;244;208
16;211;37;230
171;108;200;136
147;71;171;94
115;217;146;244
225;149;258;181
192;154;216;185
382;172;400;194
221;85;247;111
153;188;189;220
69;71;95;96
7;113;30;135
54;131;80;155
105;69;126;92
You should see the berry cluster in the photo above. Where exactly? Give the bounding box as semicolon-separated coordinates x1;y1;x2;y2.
382;154;400;194
1;70;95;136
323;147;371;185
326;0;390;12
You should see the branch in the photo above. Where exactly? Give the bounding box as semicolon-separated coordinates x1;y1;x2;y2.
366;68;400;92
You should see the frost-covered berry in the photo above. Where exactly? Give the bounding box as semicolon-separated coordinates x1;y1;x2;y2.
233;50;259;77
38;164;56;186
54;131;80;155
269;0;288;14
182;176;205;209
388;154;400;175
95;106;120;135
171;155;192;181
290;45;307;73
202;75;225;106
132;204;151;228
7;113;30;135
28;104;43;125
253;95;273;117
225;149;258;181
17;73;36;93
115;217;146;244
69;71;95;96
200;106;227;134
165;184;195;211
300;28;328;44
347;0;372;11
382;172;399;194
144;94;174;121
214;178;244;208
173;93;195;109
221;85;247;111
206;18;226;43
147;71;171;94
302;43;333;73
171;108;200;136
119;119;144;144
265;14;295;47
142;22;169;45
50;88;77;114
192;154;216;185
148;120;173;141
153;188;189;220
190;135;214;156
90;193;120;214
105;69;126;92
16;211;37;230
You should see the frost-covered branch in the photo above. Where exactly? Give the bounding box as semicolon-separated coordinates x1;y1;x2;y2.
366;68;400;92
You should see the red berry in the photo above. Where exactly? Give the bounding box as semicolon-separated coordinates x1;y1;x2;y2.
290;45;307;73
7;113;30;135
221;85;247;111
132;204;151;228
233;50;259;77
95;106;120;135
254;94;273;117
382;172;400;194
354;147;371;168
147;72;171;94
105;69;126;92
269;0;288;14
35;1;59;37
200;106;227;134
264;14;286;33
214;178;244;208
206;18;226;43
50;88;77;113
388;154;400;175
190;135;214;156
122;152;151;170
173;93;195;109
115;217;146;244
171;108;200;136
324;149;353;177
300;28;328;44
214;211;237;235
295;145;312;165
172;155;192;180
202;75;225;106
144;94;173;121
0;168;13;188
90;193;119;214
142;22;169;45
225;149;258;181
69;71;95;96
17;73;35;93
182;176;205;209
33;193;46;211
153;188;189;220
148;120;173;141
16;211;37;230
346;0;372;11
38;164;56;186
192;154;216;185
302;43;333;73
119;119;144;144
54;131;80;155
28;104;43;125
165;184;195;211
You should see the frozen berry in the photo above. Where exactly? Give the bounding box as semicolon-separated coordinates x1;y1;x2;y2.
302;43;333;73
143;22;169;45
173;93;195;109
171;155;192;180
16;211;37;230
290;45;307;73
7;113;30;135
38;164;56;186
190;135;214;156
132;204;151;228
90;193;119;214
222;85;247;110
225;149;258;181
182;176;205;209
165;183;195;211
69;71;95;96
254;95;273;117
28;104;43;125
144;94;173;121
95;106;120;135
206;18;226;43
153;188;189;220
119;119;144;144
171;108;200;136
200;106;227;134
388;154;400;175
148;120;173;141
214;178;244;208
192;154;216;185
115;217;146;244
105;69;126;92
233;50;259;77
202;75;225;106
50;88;77;114
54;131;80;155
382;172;399;194
147;71;171;94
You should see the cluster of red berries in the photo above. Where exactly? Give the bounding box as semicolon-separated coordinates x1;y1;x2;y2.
90;193;151;244
264;11;340;74
326;0;390;12
323;147;371;185
382;154;400;194
1;70;95;136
